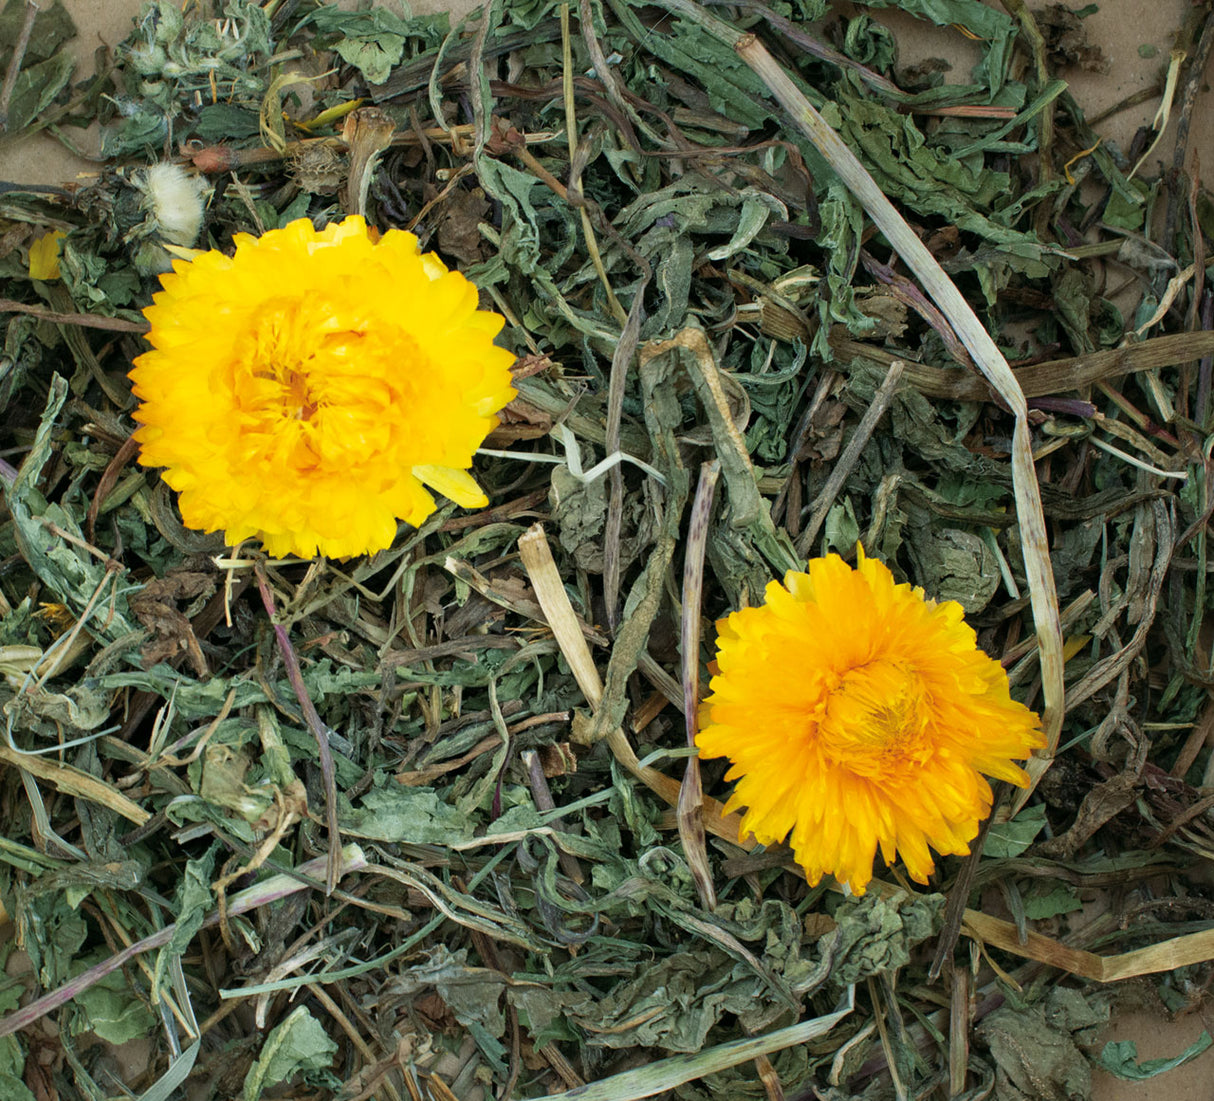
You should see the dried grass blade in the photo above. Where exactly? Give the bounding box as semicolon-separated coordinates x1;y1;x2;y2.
948;964;970;1096
679;460;721;911
961;906;1214;981
0;742;150;826
603;289;648;628
518;524;605;707
537;1004;852;1101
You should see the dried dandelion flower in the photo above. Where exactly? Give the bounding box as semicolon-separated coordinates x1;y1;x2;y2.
696;548;1044;894
130;216;516;558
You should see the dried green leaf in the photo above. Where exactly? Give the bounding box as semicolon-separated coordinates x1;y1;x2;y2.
5;52;74;134
72;964;157;1045
339;779;475;845
861;0;1017;94
985;804;1048;858
335;35;405;85
153;844;218;999
382;945;507;1038
0;0;75;65
978;988;1109;1101
906;526;1000;614
1097;1033;1214;1081
830;891;943;987
242;1005;337;1101
1022;884;1083;920
0;1036;35;1101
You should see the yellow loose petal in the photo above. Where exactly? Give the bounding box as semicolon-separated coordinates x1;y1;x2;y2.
696;547;1044;895
28;230;65;280
413;465;489;509
129;216;516;558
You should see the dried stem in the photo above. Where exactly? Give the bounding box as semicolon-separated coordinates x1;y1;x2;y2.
678;460;720;911
0;297;149;333
796;361;904;558
255;563;343;894
560;4;628;327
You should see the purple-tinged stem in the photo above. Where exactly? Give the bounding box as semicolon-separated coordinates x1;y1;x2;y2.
255;564;343;895
1027;396;1097;418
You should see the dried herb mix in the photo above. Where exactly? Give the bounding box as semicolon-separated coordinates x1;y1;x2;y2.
2;0;1214;1098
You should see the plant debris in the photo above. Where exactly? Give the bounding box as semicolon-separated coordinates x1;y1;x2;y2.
3;0;1214;1098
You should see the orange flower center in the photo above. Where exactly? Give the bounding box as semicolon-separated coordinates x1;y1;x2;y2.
236;300;338;427
252;364;319;422
818;659;933;779
227;298;417;474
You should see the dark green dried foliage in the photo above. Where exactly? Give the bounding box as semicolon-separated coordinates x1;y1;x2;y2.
1;0;1213;1099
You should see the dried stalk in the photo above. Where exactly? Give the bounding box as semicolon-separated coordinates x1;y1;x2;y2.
796;360;904;557
679;460;721;911
256;564;343;894
0;298;149;333
833;328;1214;402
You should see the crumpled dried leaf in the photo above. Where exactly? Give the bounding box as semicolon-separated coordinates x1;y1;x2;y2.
242;1005;337;1101
829;890;943;987
977;987;1110;1101
340;780;475;845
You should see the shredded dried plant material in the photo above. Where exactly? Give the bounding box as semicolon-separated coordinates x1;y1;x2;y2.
2;0;1214;1098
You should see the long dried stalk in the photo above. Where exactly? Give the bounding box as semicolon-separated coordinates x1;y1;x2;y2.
679;461;721;911
256;565;343;894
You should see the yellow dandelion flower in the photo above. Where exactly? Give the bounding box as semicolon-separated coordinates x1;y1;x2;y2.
696;547;1044;895
130;216;516;558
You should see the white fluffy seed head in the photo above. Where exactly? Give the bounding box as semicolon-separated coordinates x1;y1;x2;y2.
142;163;209;246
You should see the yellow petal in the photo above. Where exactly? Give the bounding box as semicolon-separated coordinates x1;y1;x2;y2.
28;230;65;280
413;464;488;508
164;243;205;262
